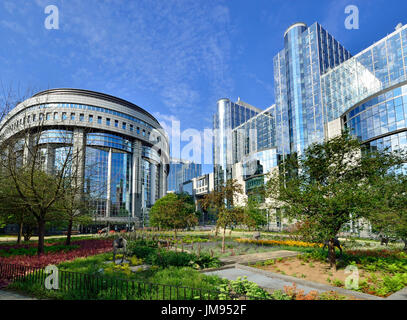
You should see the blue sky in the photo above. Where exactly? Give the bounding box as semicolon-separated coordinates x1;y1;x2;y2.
1;0;406;174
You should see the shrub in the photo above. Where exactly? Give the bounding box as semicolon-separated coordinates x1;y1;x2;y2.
218;276;272;300
193;253;222;269
128;245;156;259
148;250;196;268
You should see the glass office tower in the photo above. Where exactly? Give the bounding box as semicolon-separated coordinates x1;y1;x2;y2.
274;22;352;155
232;105;276;164
213;22;407;198
167;158;202;193
321;24;407;157
213;98;262;189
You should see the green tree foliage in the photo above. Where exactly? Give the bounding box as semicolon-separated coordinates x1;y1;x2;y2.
243;194;267;231
149;193;198;238
53;175;93;246
200;179;245;252
266;131;407;268
369;174;407;250
0;129;75;255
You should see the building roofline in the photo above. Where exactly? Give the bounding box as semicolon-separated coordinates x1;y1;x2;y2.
284;22;307;37
33;88;161;126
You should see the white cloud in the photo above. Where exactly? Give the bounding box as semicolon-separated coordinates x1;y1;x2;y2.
47;0;234;118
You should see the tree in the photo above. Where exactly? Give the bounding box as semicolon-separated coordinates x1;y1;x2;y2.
149;193;198;238
0;173;28;243
243;195;267;232
200;179;245;252
266;131;406;269
0;120;80;255
54;178;93;245
369;174;407;250
53;153;94;245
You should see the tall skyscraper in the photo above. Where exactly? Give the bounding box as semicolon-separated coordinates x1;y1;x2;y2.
213;98;262;189
274;22;352;155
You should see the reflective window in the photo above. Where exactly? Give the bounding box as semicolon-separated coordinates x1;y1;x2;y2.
87;132;132;152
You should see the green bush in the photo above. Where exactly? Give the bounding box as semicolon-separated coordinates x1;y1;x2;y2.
129;245;156;259
193;253;222;269
148;250;194;268
218;276;272;300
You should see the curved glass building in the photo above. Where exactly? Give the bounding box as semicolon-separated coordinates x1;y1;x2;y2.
0;88;169;227
212;21;407;234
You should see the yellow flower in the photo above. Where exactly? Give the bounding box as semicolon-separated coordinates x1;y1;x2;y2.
236;238;322;248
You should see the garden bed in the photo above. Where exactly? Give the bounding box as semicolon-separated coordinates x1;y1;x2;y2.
0;239;112;268
251;250;407;297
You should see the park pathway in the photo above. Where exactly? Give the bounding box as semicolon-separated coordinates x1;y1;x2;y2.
219;250;300;265
204;266;384;300
0;290;37;300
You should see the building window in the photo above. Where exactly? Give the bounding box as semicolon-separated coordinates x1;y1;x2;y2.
89;115;93;123
114;120;119;128
46;113;51;121
71;113;75;120
97;116;102;124
80;114;84;121
106;118;110;126
130;124;134;132
142;130;146;137
62;112;67;120
54;112;59;120
137;127;140;134
122;122;126;130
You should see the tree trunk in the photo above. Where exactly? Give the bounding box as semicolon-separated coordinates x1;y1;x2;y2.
37;218;46;256
222;227;226;253
17;221;23;244
23;226;33;242
328;238;337;271
65;219;73;246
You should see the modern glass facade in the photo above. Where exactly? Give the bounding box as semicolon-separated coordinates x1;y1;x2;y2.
0;88;170;226
167;158;202;193
213;22;407;197
274;22;351;155
322;25;407;122
232;105;276;164
344;84;407;143
213;98;261;189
